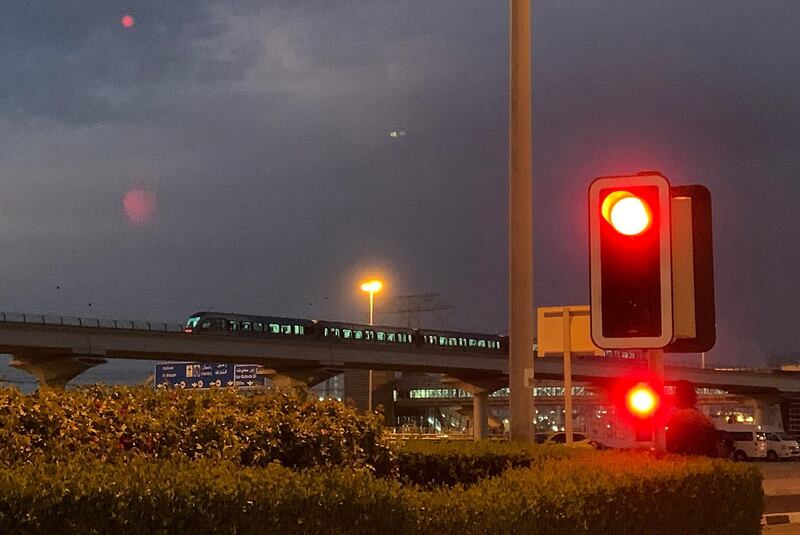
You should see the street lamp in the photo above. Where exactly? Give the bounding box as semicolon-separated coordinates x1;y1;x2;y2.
360;279;383;411
360;280;383;325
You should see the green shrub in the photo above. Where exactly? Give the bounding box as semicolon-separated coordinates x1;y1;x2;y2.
395;439;576;486
0;386;393;473
0;452;762;535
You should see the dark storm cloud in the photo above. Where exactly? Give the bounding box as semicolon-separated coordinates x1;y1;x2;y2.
0;1;798;366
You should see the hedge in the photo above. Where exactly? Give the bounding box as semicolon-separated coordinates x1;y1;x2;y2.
0;452;762;535
395;439;577;486
0;386;393;473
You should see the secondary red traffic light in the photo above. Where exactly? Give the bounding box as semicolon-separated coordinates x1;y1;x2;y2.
589;173;674;349
625;382;660;418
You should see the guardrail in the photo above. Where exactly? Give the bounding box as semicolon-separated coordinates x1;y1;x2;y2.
0;312;184;333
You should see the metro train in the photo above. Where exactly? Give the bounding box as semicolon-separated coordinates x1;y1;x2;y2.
184;311;506;354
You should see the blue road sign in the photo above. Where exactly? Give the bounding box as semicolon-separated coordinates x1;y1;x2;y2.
154;362;268;389
154;362;235;389
234;364;269;389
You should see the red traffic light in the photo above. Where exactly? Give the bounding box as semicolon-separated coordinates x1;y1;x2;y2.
601;191;653;236
625;382;660;418
589;173;674;349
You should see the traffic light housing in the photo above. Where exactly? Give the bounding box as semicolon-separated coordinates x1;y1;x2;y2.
589;172;715;352
589;173;674;348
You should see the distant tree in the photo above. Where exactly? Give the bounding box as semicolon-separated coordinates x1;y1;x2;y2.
666;409;719;457
674;380;697;410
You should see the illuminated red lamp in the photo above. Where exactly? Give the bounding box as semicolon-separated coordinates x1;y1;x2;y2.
601;190;653;236
625;382;660;418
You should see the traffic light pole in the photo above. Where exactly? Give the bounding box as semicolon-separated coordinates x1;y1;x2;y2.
508;0;535;441
647;348;666;449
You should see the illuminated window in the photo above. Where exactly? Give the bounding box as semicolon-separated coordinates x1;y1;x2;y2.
377;331;386;341
448;337;457;346
387;333;396;342
458;337;467;347
477;340;486;348
294;325;304;335
270;323;280;334
354;330;363;340
343;329;352;339
242;322;252;332
281;325;292;335
469;339;477;347
229;321;239;331
365;330;375;340
254;323;263;332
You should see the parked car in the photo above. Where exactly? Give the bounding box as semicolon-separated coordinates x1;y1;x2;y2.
718;425;767;461
543;432;604;449
761;427;800;461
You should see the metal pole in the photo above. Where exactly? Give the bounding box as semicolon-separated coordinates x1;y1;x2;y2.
368;290;374;412
648;348;665;449
509;0;534;441
563;308;573;445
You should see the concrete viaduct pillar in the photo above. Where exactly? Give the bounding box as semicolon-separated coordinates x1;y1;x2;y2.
442;374;507;440
751;395;783;428
9;354;107;388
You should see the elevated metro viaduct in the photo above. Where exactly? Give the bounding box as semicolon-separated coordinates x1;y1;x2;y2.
1;313;799;438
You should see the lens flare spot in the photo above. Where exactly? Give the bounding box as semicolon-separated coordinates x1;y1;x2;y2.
121;14;135;28
123;188;157;225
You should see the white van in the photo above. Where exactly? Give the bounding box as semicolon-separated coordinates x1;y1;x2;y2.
760;427;800;461
719;425;767;461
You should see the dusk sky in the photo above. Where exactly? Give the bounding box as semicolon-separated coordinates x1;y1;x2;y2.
1;1;799;368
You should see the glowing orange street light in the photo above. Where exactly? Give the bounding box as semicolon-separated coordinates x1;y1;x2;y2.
601;191;653;236
360;280;383;325
625;382;660;418
360;279;383;412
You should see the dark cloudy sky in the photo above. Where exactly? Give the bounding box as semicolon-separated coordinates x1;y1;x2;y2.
1;1;799;367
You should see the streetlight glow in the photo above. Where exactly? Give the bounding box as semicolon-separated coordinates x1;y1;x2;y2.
360;280;383;293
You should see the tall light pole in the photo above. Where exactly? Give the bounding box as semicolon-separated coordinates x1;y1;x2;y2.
360;279;383;411
509;0;535;441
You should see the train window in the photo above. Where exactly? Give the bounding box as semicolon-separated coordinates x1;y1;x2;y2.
229;321;239;331
201;320;211;329
254;322;263;332
427;335;437;344
477;340;486;348
242;322;252;332
387;333;397;342
294;325;304;335
458;338;466;347
469;339;477;347
449;337;457;346
376;331;386;341
354;330;363;340
324;327;340;337
281;325;292;335
343;329;352;339
365;330;375;340
270;323;280;334
398;333;407;343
